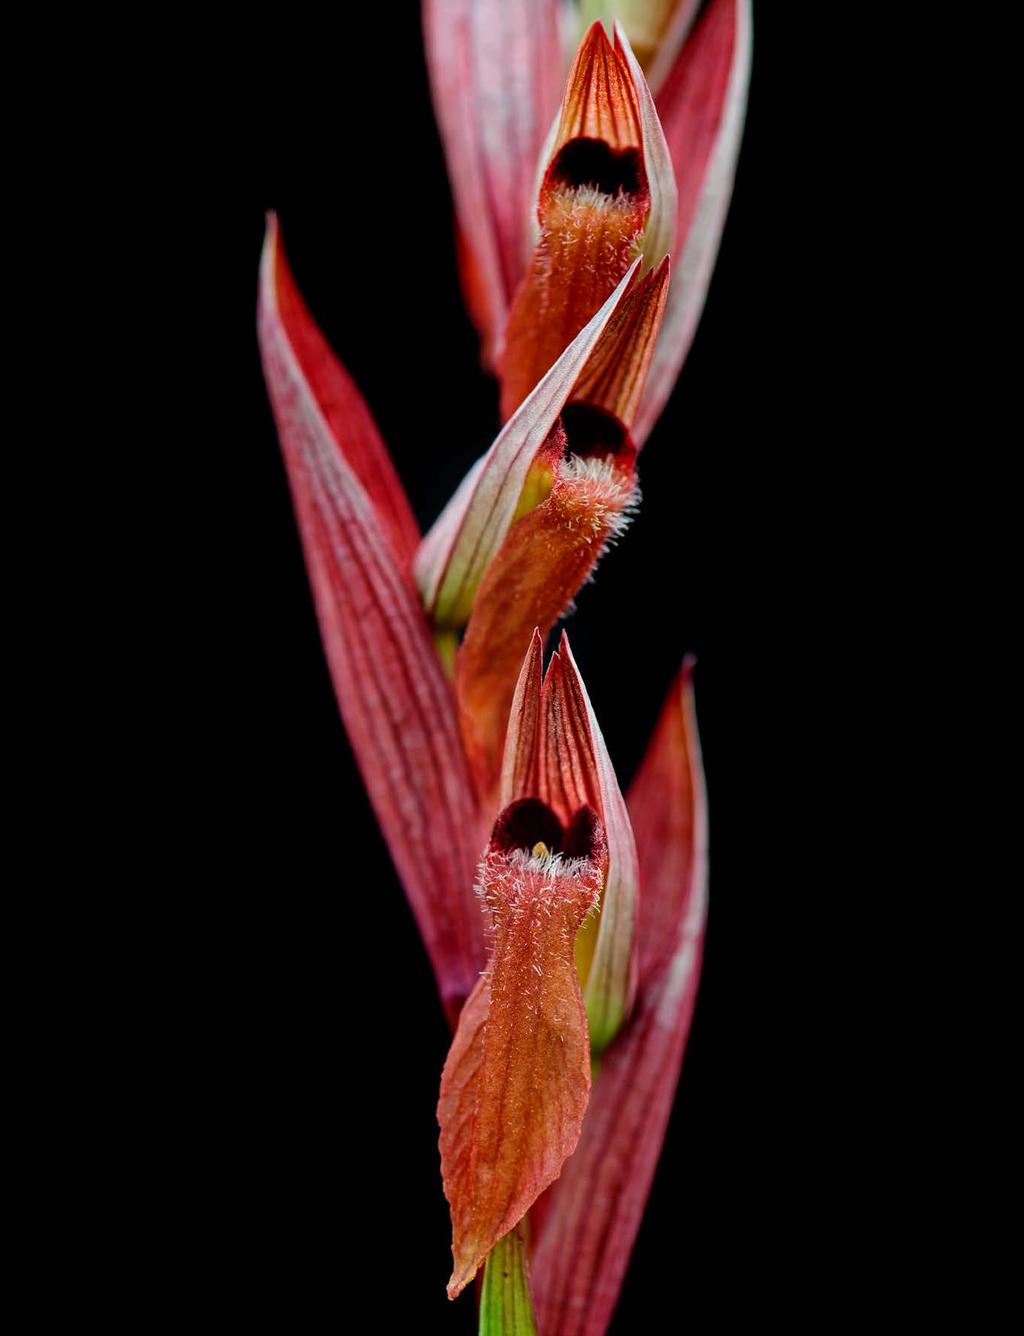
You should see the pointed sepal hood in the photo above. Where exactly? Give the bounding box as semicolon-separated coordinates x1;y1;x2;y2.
499;21;677;420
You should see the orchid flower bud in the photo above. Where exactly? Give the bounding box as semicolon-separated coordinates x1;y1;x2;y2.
499;20;677;420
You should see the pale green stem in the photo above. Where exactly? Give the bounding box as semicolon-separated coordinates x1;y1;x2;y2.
479;1222;538;1336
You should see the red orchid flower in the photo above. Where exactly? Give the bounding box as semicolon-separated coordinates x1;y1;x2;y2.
440;627;640;1300
258;7;743;1331
424;0;752;443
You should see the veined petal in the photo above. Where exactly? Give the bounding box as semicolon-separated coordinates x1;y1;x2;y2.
553;18;643;153
423;0;564;368
258;217;486;1025
455;457;636;795
415;260;640;630
537;639;601;825
548;635;640;1055
644;0;702;95
499;628;545;811
531;662;708;1336
438;844;601;1300
632;658;706;983
634;0;752;446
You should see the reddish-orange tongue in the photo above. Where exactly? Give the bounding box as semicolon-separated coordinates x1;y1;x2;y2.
438;842;602;1299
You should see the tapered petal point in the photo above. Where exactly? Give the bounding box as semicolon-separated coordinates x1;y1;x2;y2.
500;629;546;809
555;21;644;161
258;219;486;1017
259;217;422;566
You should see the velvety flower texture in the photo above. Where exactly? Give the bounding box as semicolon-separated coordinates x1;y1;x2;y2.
259;3;749;1332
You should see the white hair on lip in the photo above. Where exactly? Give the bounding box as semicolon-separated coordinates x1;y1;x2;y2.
550;183;638;213
550;458;640;628
506;846;593;878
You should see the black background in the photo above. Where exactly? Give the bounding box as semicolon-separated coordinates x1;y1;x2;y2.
173;3;854;1327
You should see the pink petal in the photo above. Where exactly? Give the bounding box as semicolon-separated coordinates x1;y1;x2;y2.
634;0;753;446
531;662;708;1335
423;0;565;368
258;216;486;1025
644;0;702;95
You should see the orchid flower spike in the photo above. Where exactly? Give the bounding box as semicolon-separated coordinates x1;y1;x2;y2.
259;5;738;1324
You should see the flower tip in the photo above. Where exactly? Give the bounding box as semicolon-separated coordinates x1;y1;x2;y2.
580;16;615;51
259;213;285;304
262;212;281;264
446;1264;475;1302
